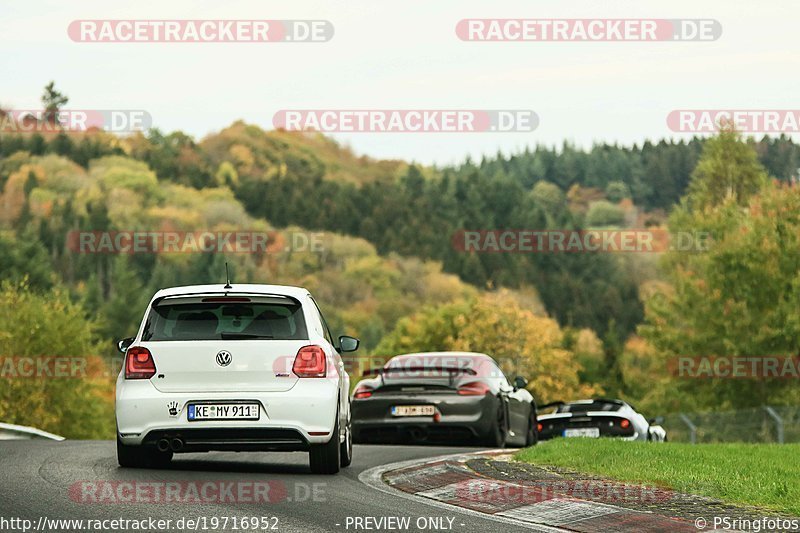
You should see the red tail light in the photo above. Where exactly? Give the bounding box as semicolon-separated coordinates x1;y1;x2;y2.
353;385;373;399
292;345;327;378
620;419;631;429
457;381;491;396
125;346;156;379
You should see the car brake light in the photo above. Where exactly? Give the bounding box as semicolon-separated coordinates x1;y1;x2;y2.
620;419;631;429
292;345;327;378
353;385;373;399
457;381;491;396
125;346;156;379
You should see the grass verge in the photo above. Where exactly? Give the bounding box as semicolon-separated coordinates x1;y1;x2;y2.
515;439;800;515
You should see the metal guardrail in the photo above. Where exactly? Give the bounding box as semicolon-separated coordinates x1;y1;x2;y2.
664;406;799;444
0;422;64;441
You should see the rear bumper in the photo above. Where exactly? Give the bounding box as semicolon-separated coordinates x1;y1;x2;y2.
115;377;339;447
351;392;498;443
538;432;642;442
141;427;310;452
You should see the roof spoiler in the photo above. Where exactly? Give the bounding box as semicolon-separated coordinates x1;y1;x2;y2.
538;401;565;410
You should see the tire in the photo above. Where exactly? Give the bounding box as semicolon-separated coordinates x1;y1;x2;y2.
117;436;172;469
484;401;507;448
340;417;353;468
309;417;341;475
525;411;538;447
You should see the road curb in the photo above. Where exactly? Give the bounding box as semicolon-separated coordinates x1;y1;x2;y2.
360;450;697;532
359;451;566;532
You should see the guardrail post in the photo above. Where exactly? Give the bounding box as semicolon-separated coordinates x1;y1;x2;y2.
764;406;784;444
679;413;697;444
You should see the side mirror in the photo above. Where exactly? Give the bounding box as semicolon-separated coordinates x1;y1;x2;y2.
117;337;134;354
513;376;528;390
338;335;360;353
648;416;665;425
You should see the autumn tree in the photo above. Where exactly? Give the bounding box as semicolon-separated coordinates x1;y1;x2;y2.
0;281;114;438
686;126;769;211
640;130;800;409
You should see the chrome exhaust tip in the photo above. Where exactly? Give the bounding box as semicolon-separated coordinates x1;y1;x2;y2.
156;439;170;452
170;437;184;452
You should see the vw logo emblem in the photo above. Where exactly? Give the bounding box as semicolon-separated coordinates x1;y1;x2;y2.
216;350;232;367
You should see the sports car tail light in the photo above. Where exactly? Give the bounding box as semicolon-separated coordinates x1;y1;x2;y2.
620;418;631;429
457;381;491;396
353;385;373;399
292;345;327;378
125;346;156;379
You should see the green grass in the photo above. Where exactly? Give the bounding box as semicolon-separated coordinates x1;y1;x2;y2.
515;439;800;515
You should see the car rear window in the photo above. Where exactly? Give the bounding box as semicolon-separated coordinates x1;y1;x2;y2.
141;298;308;341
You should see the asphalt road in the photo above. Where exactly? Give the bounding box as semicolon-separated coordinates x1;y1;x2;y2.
0;441;538;533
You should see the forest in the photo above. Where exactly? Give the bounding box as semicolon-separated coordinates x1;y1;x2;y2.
1;84;799;437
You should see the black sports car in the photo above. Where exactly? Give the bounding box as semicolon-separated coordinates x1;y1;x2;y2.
351;351;537;447
537;399;667;442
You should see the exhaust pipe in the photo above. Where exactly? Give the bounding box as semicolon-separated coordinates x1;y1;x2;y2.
156;439;170;452
170;437;184;452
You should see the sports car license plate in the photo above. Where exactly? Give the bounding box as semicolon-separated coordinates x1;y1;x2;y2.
391;405;435;417
188;403;260;421
563;427;600;438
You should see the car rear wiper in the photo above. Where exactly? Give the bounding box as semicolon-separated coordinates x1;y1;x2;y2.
220;332;274;339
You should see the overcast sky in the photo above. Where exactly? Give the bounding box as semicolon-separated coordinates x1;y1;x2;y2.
1;1;797;165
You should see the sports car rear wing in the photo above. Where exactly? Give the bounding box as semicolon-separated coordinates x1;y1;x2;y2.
362;366;477;386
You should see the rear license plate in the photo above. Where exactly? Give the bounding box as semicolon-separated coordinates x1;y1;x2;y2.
188;403;260;421
391;405;435;417
563;428;600;438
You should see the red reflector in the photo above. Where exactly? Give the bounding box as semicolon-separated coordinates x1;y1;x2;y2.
201;297;251;302
537;423;543;432
457;381;491;396
292;345;327;378
620;419;631;429
353;385;373;399
309;431;330;436
125;346;156;379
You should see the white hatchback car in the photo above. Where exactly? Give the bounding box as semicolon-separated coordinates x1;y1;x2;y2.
115;283;358;474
